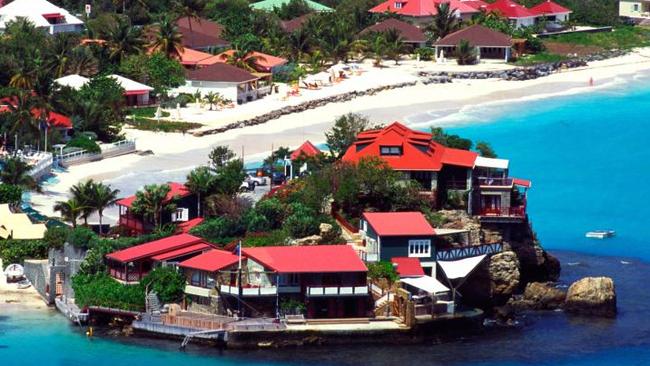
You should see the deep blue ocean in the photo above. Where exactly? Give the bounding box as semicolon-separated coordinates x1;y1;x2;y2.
3;77;650;365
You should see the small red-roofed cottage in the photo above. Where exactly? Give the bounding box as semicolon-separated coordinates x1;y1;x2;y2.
105;233;214;283
530;0;571;25
179;245;371;318
360;18;428;48
116;182;200;235
484;0;538;28
369;0;482;25
391;257;426;277
286;140;322;178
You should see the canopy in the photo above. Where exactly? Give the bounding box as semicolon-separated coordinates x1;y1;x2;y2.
0;204;47;240
401;275;450;294
475;156;509;170
438;255;487;280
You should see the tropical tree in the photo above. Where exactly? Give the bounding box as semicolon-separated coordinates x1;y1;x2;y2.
54;198;86;228
456;39;478;65
208;145;236;170
1;90;41;148
203;91;221;110
429;2;459;39
218;48;265;72
45;33;80;79
383;28;408;65
105;16;144;63
186;166;216;216
88;181;120;235
148;15;185;60
363;32;387;67
66;47;99;77
325;113;371;159
70;180;96;226
130;184;174;229
0;156;39;191
172;0;207;48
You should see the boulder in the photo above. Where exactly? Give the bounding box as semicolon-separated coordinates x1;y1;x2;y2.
319;223;333;236
489;251;520;300
510;282;565;311
565;277;617;317
291;235;321;245
513;244;561;283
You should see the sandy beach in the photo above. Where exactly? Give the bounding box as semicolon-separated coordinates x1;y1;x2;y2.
0;259;50;311
30;48;650;221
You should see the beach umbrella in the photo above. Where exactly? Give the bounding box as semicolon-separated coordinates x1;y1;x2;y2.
155;105;162;121
176;103;181;120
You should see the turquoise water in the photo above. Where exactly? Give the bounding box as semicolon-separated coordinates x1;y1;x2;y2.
4;77;650;365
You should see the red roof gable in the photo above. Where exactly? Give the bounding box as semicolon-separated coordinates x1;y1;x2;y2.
485;0;537;18
391;257;425;277
177;217;205;233
242;245;367;273
106;233;205;263
116;182;191;208
150;242;212;261
341;121;477;171
530;0;571;15
360;18;427;43
290;140;321;160
216;50;288;72
369;0;480;17
363;212;436;236
178;249;240;272
0;106;72;129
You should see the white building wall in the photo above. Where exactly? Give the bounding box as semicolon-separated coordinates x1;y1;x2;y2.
175;80;239;102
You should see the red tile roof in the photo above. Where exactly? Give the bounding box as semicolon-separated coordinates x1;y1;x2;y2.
186;62;259;83
434;24;512;48
341;121;478;171
363;212;436;236
391;257;425;277
106;233;205;263
116;182;191;208
290;140;321;160
177;217;205;233
485;0;537;18
176;17;230;49
178;47;221;66
216;50;288;72
360;18;427;43
281;14;312;33
242;245;367;273
462;0;489;10
178;248;240;272
150;242;212;261
0;106;72;129
369;0;480;17
530;0;571;15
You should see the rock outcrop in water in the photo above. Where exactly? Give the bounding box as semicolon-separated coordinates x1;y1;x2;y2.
565;277;617;317
509;282;567;311
489;251;521;301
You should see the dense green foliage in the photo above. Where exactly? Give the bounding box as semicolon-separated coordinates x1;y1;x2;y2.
65;135;102;154
0;239;49;264
140;266;186;303
0;184;23;205
118;52;185;96
72;273;146;310
126;118;203;133
67;226;97;249
43;227;70;250
431;127;473;150
550;27;650;50
367;261;399;284
325;113;371;159
0;157;39;191
475;141;497;158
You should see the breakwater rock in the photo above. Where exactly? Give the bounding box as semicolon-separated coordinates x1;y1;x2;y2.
193;82;417;137
420;50;628;82
565;276;617;317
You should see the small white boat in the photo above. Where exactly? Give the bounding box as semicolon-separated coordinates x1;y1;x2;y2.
16;279;31;289
585;230;616;239
4;263;24;282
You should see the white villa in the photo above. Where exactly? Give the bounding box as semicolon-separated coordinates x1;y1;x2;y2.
0;0;83;34
619;0;650;20
175;63;272;105
54;74;154;107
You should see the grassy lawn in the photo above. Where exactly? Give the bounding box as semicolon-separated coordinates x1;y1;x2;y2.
549;26;650;50
514;52;569;66
126;107;171;118
126;117;203;133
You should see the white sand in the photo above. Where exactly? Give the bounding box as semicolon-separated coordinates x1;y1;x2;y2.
0;259;50;311
30;48;650;221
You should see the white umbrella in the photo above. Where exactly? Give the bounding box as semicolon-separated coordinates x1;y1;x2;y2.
154;105;162;121
176;103;181;120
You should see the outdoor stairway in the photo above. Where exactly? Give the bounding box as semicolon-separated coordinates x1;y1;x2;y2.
146;291;162;322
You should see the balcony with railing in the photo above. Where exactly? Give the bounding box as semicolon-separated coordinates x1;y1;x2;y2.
476;177;514;187
109;267;148;284
219;284;278;296
306;285;369;297
479;206;526;218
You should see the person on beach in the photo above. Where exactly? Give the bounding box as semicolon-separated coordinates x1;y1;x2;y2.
589;77;594;86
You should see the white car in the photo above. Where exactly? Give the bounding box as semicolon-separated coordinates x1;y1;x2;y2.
246;173;268;186
240;180;254;192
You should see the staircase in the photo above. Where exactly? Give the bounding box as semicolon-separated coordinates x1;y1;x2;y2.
146;291;162;322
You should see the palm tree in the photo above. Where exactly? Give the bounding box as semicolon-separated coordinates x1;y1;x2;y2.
364;32;387;67
130;184;173;229
70;180;95;226
218;48;265;72
105;16;144;63
3;91;40;150
172;0;206;48
429;2;459;39
45;33;79;79
383;28;409;65
66;47;99;77
0;157;39;191
148;15;184;59
54;198;85;228
456;39;478;65
203;92;221;110
186;166;215;216
88;181;120;235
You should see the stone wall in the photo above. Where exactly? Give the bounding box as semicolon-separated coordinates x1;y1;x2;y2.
23;259;54;304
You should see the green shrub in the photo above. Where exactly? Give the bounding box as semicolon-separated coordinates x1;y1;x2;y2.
126;118;203;133
190;216;246;244
282;203;320;238
274;63;308;83
65;135;101;154
243;230;288;247
414;47;435;61
253;197;285;229
141;266;185;304
367;261;399;284
67;226;97;249
513;53;569;66
0;240;49;264
43;227;70;250
72;273;145;311
126;107;171;118
0;184;23;205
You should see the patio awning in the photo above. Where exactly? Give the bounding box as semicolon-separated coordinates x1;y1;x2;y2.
513;178;532;188
434;228;469;236
475;156;509;170
401;275;450;294
438;255;487;280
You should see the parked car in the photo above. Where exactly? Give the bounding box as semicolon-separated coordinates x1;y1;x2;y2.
271;172;286;185
240;180;254;192
246;173;268;186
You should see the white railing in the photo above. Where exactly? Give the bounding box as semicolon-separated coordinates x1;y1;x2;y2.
99;139;136;154
219;284;278;296
27;152;53;178
57;139;136;166
306;285;369;297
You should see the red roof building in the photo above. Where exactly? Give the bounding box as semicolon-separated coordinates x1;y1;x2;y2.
289;140;321;160
362;212;436;237
243;245;367;273
0;106;72;129
178;249;240;273
369;0;481;24
116;182;191;208
391;257;426;277
106;233;213;283
215;50;288;73
433;24;513;60
484;0;537;27
176;17;230;50
530;0;571;19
